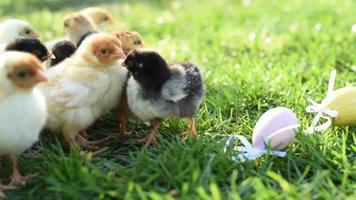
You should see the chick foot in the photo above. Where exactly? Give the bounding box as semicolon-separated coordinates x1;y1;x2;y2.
9;155;37;186
80;147;109;159
137;133;159;147
0;185;16;198
137;121;160;147
180;118;198;140
10;173;38;187
79;130;89;139
76;134;110;150
118;131;131;140
0;184;16;191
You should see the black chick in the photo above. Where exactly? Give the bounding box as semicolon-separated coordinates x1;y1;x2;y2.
76;30;97;47
123;49;205;146
50;40;76;66
5;37;53;62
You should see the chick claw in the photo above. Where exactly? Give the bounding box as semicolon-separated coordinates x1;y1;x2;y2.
179;130;198;140
10;173;38;186
0;184;16;191
137;133;159;147
0;185;16;199
80;147;109;159
76;134;110;150
180;118;198;140
79;130;89;139
118;130;131;140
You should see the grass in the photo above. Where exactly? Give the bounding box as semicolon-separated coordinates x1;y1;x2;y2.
0;0;355;199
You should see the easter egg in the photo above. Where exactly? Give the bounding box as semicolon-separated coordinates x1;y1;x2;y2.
324;86;356;126
252;107;299;150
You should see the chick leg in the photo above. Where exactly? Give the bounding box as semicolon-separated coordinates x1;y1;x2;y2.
180;117;198;140
137;121;160;147
118;112;130;139
63;130;79;149
9;155;37;186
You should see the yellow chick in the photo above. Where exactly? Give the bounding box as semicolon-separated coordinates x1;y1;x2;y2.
113;30;144;55
80;7;115;30
45;12;99;51
0;52;47;195
39;33;128;155
63;12;99;45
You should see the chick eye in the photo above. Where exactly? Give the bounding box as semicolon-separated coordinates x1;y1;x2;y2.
25;29;31;35
100;49;109;55
64;22;69;27
103;17;109;21
134;40;142;45
16;70;29;80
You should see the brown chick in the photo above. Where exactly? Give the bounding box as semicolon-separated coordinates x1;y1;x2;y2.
112;31;144;139
80;7;115;30
63;12;99;45
113;31;144;55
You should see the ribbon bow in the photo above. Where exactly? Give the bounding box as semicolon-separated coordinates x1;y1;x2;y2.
224;135;287;162
305;70;339;134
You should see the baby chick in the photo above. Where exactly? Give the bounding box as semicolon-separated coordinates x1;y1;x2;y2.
113;31;144;138
123;49;205;146
0;19;39;44
0;51;47;193
80;7;115;30
49;40;76;67
39;33;127;154
5;38;54;62
113;31;144;55
63;12;99;45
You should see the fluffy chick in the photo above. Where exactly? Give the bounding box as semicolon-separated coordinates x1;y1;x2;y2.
80;7;115;30
0;19;39;44
63;12;99;45
5;38;54;62
123;49;205;146
113;31;144;55
39;33;127;153
0;51;47;193
49;40;76;67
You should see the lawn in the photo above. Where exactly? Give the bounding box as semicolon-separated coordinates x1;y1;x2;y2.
0;0;355;199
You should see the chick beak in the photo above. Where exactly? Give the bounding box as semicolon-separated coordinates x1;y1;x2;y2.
32;31;40;38
111;49;126;60
35;70;48;83
121;61;128;68
48;52;56;60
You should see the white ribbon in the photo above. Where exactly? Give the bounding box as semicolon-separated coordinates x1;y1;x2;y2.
305;70;339;134
224;135;287;162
